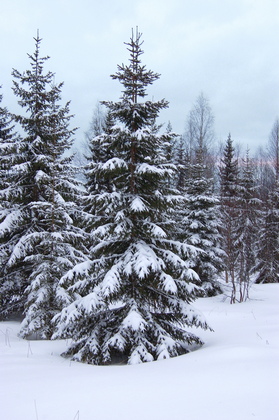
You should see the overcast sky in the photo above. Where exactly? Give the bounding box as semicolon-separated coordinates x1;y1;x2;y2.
1;0;278;152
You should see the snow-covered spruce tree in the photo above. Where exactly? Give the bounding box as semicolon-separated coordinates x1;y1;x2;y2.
175;136;190;192
161;122;189;192
53;29;209;365
182;145;224;296
219;134;241;303
0;86;19;214
0;87;21;317
0;34;86;336
252;181;279;284
254;147;275;204
234;150;260;300
85;110;115;201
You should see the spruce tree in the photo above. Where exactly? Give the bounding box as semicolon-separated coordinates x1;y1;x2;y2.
0;87;21;317
234;150;259;300
0;34;86;337
252;121;279;284
53;29;209;365
253;181;279;284
174;136;189;192
0;86;19;210
0;86;20;206
219;134;240;303
183;145;224;296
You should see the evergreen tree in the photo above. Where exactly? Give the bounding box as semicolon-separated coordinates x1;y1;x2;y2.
0;87;21;317
0;34;85;337
234;150;259;300
219;134;240;303
175;136;189;192
253;181;279;284
0;86;20;201
183;145;224;296
156;121;179;190
254;146;275;204
53;29;209;365
252;123;279;284
82;109;115;232
0;86;19;205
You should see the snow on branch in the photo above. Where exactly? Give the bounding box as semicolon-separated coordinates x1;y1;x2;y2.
121;304;147;332
156;336;177;360
60;260;93;284
159;272;178;294
101;264;122;297
130;196;148;212
123;241;165;279
0;209;22;237
128;344;154;364
35;169;50;183
6;232;43;267
146;222;167;238
101;158;128;171
105;332;126;352
136;163;171;176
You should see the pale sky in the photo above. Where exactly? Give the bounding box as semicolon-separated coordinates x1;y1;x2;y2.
1;0;278;151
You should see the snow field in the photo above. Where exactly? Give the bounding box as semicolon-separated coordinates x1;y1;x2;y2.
0;283;278;420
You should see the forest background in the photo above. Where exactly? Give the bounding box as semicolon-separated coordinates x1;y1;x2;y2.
0;0;279;370
0;23;278;363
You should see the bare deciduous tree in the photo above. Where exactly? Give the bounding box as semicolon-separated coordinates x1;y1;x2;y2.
184;92;215;179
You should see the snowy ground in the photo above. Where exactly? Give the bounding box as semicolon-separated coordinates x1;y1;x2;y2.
0;283;278;420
